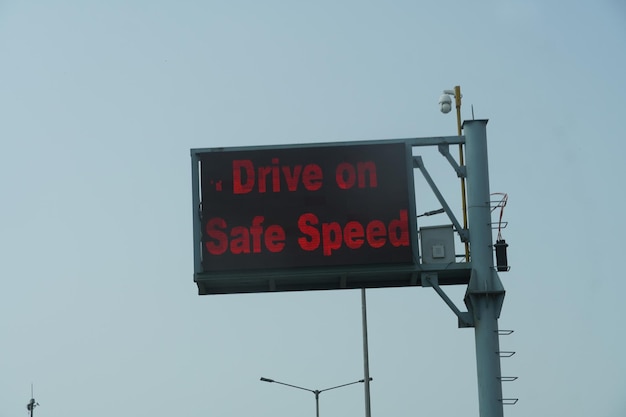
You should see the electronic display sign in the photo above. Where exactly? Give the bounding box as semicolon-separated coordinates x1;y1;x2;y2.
191;140;422;294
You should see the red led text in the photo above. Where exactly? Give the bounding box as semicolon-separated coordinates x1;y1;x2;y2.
205;216;286;255
233;159;323;194
297;209;409;256
335;161;378;190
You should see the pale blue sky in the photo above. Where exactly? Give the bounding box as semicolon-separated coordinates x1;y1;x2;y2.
1;1;625;417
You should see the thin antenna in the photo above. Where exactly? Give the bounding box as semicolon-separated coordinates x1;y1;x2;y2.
471;104;475;120
27;384;39;417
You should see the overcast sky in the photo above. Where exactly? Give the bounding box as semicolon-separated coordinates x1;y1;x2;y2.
1;1;625;417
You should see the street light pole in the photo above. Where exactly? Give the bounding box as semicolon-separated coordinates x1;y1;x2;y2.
260;376;372;417
315;390;320;417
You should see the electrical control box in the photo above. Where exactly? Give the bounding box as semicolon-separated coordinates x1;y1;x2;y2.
420;225;456;264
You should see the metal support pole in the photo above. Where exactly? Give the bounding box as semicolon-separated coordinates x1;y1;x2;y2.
463;120;506;417
361;288;372;417
26;384;38;417
315;391;320;417
454;86;470;262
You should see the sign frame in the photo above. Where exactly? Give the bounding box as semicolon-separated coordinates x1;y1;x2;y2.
191;138;470;295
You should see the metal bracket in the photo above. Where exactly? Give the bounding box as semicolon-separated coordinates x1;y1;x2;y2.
499;398;519;405
422;273;474;328
464;269;506;320
413;156;469;243
438;143;466;178
340;274;347;288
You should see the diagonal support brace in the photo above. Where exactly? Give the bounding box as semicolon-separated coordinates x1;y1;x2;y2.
422;273;474;328
438;143;467;178
413;156;469;243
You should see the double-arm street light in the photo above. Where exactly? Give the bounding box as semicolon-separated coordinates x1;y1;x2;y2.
260;376;372;417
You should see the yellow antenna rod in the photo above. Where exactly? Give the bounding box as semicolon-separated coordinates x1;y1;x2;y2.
454;86;470;262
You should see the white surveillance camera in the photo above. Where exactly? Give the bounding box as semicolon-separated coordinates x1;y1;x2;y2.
439;94;452;114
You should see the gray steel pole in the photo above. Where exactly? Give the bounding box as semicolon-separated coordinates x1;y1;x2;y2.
361;288;372;417
315;391;320;417
463;120;506;417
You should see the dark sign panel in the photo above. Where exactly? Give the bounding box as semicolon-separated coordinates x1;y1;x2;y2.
192;140;421;294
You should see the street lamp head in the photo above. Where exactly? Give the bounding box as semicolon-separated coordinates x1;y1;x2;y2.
439;93;452;114
260;377;275;383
